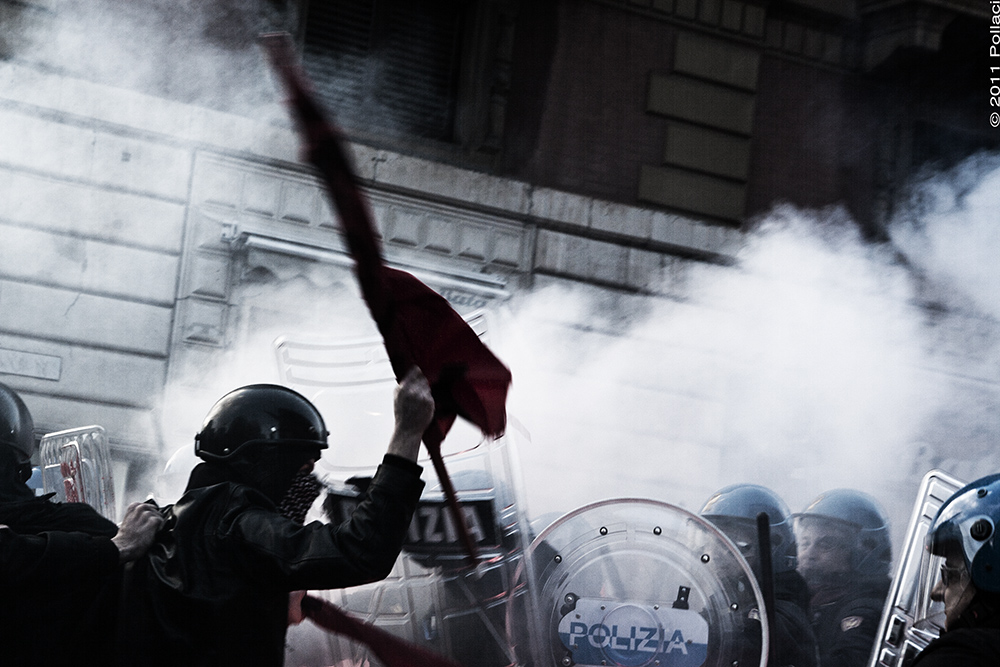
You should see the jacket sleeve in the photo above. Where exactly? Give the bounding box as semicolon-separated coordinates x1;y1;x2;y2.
0;525;120;588
229;455;424;590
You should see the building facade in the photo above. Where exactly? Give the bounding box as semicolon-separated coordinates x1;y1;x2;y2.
0;0;996;517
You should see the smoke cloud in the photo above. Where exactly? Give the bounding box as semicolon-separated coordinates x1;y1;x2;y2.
496;158;1000;547
150;154;1000;559
500;212;922;519
7;0;289;121
891;154;1000;319
5;0;998;563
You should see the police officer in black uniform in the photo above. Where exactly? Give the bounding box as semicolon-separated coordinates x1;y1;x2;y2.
0;381;162;666
794;489;892;667
910;472;1000;666
702;483;819;667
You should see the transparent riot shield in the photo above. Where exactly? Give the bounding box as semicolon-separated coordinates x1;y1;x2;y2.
273;309;496;466
275;324;530;666
508;499;768;667
866;470;964;667
39;425;117;522
286;431;531;667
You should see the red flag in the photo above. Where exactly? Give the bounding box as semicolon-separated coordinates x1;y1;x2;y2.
260;33;512;562
301;595;465;667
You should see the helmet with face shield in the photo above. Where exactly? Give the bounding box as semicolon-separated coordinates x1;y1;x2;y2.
793;489;892;590
912;472;1000;634
700;483;798;578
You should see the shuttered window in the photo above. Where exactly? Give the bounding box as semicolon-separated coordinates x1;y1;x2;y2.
303;0;468;142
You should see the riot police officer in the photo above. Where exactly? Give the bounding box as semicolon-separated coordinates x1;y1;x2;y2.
910;472;1000;666
0;381;162;666
701;483;819;667
794;489;892;667
115;367;434;667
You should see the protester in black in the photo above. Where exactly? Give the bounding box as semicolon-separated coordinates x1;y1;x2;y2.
115;368;433;667
0;382;161;666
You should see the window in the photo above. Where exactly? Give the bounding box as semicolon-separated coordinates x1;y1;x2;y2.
302;0;469;143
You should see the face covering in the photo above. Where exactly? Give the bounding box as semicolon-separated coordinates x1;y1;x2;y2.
278;470;322;525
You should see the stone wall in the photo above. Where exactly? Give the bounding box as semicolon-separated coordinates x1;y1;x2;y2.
0;60;738;501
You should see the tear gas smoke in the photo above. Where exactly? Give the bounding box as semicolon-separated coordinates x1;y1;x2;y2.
6;0;442;140
149;155;1000;561
891;153;1000;319
4;0;998;566
7;0;291;123
492;161;1000;545
499;209;935;526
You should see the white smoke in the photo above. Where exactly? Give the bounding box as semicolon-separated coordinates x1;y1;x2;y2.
495;158;1000;552
146;155;1000;554
7;0;998;560
8;0;288;122
497;207;933;525
891;153;1000;319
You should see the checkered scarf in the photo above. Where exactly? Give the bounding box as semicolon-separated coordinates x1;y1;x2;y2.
277;471;321;525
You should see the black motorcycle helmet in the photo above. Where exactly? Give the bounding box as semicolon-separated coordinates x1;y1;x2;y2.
194;384;329;504
195;384;329;462
0;382;36;484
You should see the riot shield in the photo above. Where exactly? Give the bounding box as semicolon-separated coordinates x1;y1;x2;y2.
39;425;117;522
866;469;964;667
508;498;768;667
286;432;532;667
274;317;528;666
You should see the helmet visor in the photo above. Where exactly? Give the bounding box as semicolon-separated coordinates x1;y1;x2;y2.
912;531;976;637
911;537;948;637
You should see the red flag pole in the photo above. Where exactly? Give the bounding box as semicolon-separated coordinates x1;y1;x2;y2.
301;595;465;667
261;33;484;565
425;441;479;565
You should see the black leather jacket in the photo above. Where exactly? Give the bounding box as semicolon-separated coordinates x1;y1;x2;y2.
115;455;424;667
0;490;121;667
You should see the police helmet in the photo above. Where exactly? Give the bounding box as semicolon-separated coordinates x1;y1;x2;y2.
700;483;798;574
795;489;892;579
927;472;1000;594
0;382;35;465
195;384;329;462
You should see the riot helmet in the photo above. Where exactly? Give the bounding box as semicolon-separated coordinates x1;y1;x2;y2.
928;473;1000;593
700;483;798;575
195;384;329;461
794;489;892;585
912;473;1000;632
0;383;36;484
